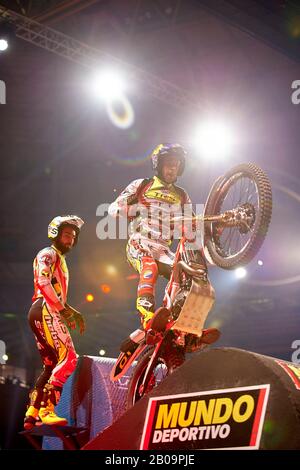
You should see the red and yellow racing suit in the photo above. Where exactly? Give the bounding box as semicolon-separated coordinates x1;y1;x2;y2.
29;245;77;398
109;176;194;327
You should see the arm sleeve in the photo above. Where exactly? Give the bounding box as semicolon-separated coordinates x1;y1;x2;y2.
35;248;65;312
108;179;144;218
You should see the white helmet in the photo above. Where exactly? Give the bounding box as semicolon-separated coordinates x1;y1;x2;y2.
48;215;84;245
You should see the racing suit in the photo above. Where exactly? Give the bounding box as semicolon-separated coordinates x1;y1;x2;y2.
26;245;77;414
109;175;195;328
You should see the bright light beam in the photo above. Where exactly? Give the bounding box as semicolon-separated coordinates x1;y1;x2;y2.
106;265;117;276
194;121;235;160
90;70;126;101
235;267;247;279
0;39;8;51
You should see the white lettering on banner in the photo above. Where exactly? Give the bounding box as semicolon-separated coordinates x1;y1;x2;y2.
291;80;300;104
291;339;300;364
153;424;231;443
0;340;7;364
0;80;6;104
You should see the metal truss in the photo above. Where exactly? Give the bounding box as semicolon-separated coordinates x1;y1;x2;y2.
195;0;300;64
0;4;201;110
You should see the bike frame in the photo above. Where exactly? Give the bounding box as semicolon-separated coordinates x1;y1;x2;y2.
111;236;213;383
135;237;193;395
163;236;187;310
110;237;188;383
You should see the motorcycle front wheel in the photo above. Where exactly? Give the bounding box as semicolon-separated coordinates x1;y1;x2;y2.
126;345;185;409
203;163;272;269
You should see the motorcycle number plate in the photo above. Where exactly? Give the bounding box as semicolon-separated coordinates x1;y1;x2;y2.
172;279;215;336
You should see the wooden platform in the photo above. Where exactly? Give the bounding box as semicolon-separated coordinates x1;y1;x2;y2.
20;424;88;450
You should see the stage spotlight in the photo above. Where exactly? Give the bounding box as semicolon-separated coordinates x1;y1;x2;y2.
258;260;264;266
86;293;94;302
2;354;8;362
0;39;8;51
235;267;247;279
101;284;111;294
0;21;15;52
88;69;134;128
90;69;126;101
99;349;106;356
106;264;117;276
194;121;234;160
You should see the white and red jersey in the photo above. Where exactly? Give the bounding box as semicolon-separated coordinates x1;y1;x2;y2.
32;245;69;313
109;176;193;245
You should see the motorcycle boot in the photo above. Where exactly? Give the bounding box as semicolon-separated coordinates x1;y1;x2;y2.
24;388;43;430
201;327;221;345
137;294;156;330
39;383;68;426
185;328;221;353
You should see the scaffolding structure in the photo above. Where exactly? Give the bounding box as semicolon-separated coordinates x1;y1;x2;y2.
0;4;201;110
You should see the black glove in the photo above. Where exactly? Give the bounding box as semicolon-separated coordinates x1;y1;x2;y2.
60;305;85;335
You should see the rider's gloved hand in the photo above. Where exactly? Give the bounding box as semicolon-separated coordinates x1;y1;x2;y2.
60;305;75;329
60;305;86;335
72;310;85;335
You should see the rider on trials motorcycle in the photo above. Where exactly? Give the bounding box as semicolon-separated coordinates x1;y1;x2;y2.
108;143;220;356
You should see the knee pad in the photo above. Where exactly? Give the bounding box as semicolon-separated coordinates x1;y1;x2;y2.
138;257;158;297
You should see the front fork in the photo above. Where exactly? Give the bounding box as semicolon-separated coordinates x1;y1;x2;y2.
138;336;165;396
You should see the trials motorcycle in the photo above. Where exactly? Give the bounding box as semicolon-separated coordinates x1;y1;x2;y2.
110;163;272;408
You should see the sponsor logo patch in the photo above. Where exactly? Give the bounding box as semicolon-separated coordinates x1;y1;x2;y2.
137;297;153;308
143;270;153;279
44;314;61;350
40;254;53;266
140;385;269;450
